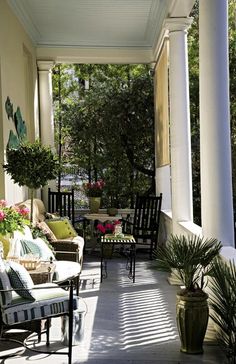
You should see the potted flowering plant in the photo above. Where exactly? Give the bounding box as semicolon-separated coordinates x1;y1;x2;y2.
0;200;30;257
0;200;29;236
83;180;105;213
96;220;121;258
84;180;105;197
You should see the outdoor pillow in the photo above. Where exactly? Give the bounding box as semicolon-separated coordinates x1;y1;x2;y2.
33;238;55;261
0;259;12;306
6;260;35;301
20;239;41;257
20;238;55;261
36;221;57;242
46;219;77;240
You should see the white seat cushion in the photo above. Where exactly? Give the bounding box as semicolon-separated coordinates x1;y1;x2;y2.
53;261;81;283
2;283;78;326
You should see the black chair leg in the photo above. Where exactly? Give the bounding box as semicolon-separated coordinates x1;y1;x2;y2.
46;318;50;346
75;275;80;296
68;280;74;364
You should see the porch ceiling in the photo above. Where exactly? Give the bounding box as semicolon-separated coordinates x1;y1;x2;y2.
7;0;195;64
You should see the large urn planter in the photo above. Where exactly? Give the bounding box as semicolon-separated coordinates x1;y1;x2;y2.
89;197;101;213
176;293;209;354
154;234;222;355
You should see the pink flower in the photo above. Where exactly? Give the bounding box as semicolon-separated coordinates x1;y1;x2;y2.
0;211;5;221
84;179;105;197
113;220;121;225
19;208;30;216
97;224;106;234
0;200;7;207
105;223;115;232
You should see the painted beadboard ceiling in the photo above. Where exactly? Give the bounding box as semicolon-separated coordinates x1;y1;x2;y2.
7;0;195;63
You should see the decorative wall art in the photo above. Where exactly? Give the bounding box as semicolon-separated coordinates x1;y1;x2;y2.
5;96;27;149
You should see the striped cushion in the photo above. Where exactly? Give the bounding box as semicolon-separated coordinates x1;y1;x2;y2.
1;283;78;326
20;239;41;257
20;238;55;261
6;261;35;301
0;260;12;307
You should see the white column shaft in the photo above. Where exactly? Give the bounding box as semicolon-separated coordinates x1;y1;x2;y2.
199;0;234;245
37;61;54;147
156;166;171;210
167;20;193;232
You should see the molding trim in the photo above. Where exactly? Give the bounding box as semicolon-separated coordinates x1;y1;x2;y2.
37;61;55;71
164;17;193;33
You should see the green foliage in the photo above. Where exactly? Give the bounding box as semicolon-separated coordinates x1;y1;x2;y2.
154;234;221;293
209;257;236;362
4;140;58;189
52;64;154;207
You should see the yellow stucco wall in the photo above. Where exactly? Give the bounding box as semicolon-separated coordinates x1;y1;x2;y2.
0;0;38;204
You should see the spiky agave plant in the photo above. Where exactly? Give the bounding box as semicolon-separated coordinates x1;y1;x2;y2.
209;257;236;363
154;234;222;295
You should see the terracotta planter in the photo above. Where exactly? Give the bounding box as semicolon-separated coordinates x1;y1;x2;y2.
89;197;101;213
176;293;209;354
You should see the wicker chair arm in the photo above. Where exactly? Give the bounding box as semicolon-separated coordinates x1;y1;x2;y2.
50;240;79;251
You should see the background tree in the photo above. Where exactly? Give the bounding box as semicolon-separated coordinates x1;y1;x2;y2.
52;64;155;208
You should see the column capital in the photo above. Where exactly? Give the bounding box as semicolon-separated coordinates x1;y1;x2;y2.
164;17;193;33
37;60;55;72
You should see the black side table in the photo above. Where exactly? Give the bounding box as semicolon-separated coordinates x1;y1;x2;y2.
100;234;136;283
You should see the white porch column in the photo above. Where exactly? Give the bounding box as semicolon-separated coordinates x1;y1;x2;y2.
156;166;171;210
164;18;193;233
37;61;56;205
37;61;55;147
199;0;234;246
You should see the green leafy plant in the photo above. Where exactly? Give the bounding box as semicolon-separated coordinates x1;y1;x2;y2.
209;257;236;363
3;140;58;222
0;200;29;236
154;234;222;295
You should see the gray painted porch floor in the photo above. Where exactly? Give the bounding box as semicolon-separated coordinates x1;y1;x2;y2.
0;253;226;363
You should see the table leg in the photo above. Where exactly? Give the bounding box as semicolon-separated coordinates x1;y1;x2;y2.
100;243;108;282
132;245;136;283
128;244;136;283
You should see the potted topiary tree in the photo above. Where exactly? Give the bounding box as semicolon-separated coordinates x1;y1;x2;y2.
154;234;222;354
3;140;58;222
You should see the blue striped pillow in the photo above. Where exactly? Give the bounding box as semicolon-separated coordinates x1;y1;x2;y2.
20;239;41;257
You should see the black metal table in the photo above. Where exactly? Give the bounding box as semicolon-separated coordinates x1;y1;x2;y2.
100;234;136;283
